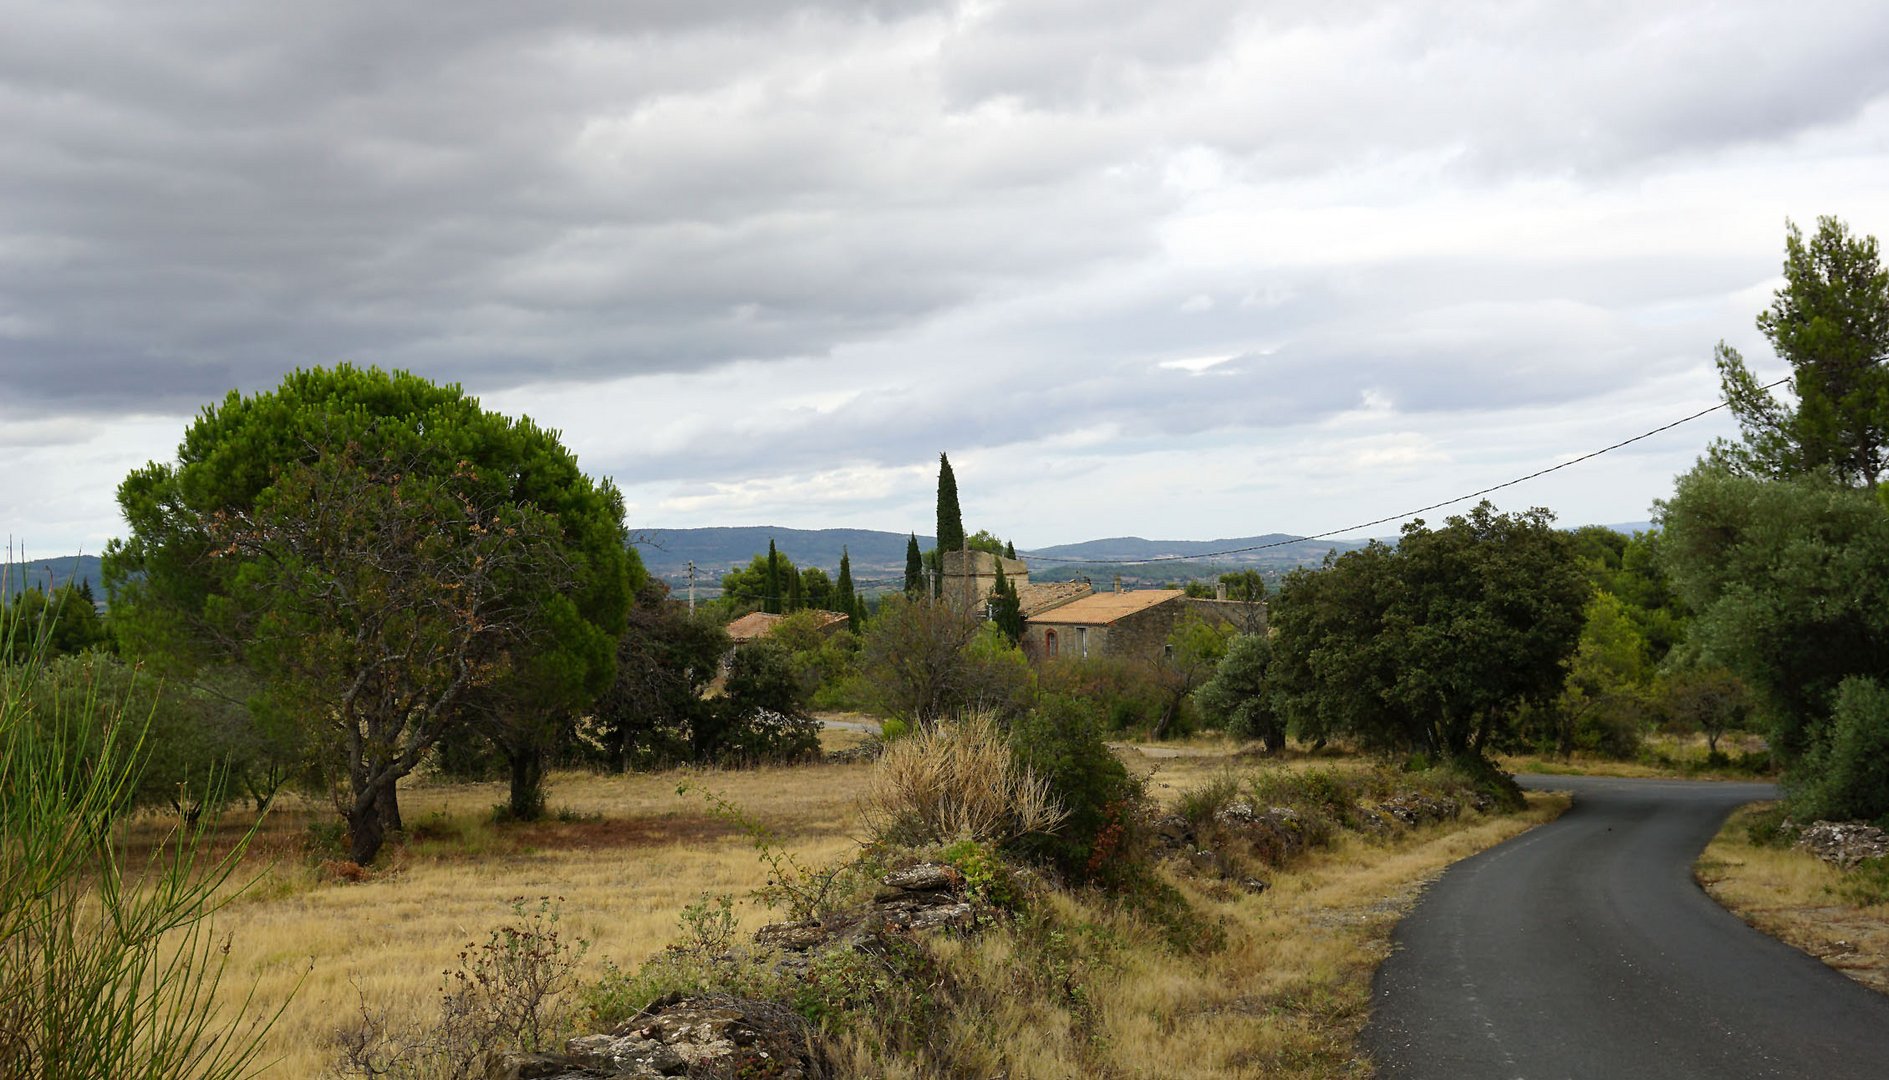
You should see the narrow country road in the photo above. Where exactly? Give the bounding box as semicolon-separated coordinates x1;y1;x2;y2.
1365;774;1889;1079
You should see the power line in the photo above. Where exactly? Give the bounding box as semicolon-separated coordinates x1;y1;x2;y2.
1014;374;1795;567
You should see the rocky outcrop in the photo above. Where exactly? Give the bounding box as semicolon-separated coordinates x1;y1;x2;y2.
494;862;985;1080
489;995;827;1080
756;861;980;975
1795;820;1889;869
824;741;884;765
1376;793;1461;827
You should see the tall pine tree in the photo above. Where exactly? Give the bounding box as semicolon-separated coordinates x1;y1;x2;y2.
904;533;924;597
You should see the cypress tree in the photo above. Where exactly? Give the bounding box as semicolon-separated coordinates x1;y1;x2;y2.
936;453;965;556
765;539;782;615
837;547;857;622
991;560;1024;644
1004;540;1016;560
788;568;804;612
904;534;923;597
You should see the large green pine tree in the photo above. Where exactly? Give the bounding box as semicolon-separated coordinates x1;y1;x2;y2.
1712;215;1889;487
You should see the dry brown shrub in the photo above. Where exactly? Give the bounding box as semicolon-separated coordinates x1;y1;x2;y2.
856;711;1068;846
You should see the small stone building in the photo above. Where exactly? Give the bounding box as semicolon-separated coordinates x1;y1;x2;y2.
1020;588;1266;664
938;549;1031;612
1021;589;1186;662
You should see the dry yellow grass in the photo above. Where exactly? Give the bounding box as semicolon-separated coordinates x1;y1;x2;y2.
173;738;1562;1078
202;757;878;1078
872;791;1570;1079
1695;803;1889;995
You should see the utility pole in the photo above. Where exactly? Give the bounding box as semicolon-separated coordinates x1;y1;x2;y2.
687;561;696;614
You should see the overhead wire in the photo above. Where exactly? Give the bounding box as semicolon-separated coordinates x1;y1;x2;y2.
668;364;1828;584
1010;374;1796;567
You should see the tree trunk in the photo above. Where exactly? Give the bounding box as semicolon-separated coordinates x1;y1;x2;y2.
379;782;403;835
346;785;388;866
507;743;546;822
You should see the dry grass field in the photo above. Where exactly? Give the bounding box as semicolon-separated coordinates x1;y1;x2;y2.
1498;731;1775;781
1695;804;1889;995
172;731;1563;1077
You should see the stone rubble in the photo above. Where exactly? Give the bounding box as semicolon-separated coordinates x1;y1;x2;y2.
1794;820;1889;869
491;862;983;1079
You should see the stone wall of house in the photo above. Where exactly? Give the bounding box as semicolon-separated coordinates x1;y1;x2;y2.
1020;622;1111;662
1102;598;1188;661
1020;594;1198;665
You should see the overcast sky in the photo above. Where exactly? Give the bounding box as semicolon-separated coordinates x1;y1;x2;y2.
5;0;1888;558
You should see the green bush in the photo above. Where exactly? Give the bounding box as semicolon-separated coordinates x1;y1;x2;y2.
695;639;821;766
1035;655;1168;734
1006;694;1147;883
1789;677;1889;825
1742;804;1793;847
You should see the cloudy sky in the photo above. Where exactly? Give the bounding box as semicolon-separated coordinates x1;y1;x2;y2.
5;0;1888;557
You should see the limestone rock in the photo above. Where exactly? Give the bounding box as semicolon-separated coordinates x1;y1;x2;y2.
881;862;964;892
1795;820;1889;869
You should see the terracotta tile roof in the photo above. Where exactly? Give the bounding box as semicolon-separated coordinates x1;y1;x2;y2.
724;611;783;643
1023;589;1185;626
724;609;850;643
1015;581;1093;619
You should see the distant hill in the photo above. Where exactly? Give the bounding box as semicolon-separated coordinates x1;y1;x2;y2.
2;555;105;599
13;521;1663;605
1023;533;1367;567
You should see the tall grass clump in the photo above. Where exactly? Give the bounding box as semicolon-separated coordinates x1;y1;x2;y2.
0;594;280;1078
856;710;1068;847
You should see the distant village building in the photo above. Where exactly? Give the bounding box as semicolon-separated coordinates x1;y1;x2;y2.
938;548;1098;617
724;609;850;645
937;549;1029;612
1019;585;1265;664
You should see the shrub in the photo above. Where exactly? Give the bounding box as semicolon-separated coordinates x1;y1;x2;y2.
332;897;588;1078
695;639;822;766
857;711;1068;847
1006;694;1148;882
1789;676;1889;825
1036;655;1168;734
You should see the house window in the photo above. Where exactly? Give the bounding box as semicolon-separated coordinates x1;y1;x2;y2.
1045;629;1058;658
1076;626;1088;658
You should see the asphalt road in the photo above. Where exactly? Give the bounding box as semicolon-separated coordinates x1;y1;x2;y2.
1365;774;1889;1079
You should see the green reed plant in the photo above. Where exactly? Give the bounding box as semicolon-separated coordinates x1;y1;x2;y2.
1;586;285;1078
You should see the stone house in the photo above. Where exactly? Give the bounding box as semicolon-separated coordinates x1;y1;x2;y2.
1019;587;1266;664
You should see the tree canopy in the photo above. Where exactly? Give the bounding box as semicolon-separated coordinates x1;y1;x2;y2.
104;365;633;863
1711;216;1889;487
1270;503;1587;760
1657;468;1889;766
